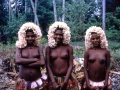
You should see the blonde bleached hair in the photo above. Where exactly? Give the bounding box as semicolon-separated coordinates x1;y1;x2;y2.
16;22;42;48
85;26;108;50
47;21;71;48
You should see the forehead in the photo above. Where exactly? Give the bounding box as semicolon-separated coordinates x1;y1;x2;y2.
91;33;100;38
54;29;63;33
26;31;34;34
26;31;35;36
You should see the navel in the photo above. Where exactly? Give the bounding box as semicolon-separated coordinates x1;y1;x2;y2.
30;70;33;75
95;72;97;77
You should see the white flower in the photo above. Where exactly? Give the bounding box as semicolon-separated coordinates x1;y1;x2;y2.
85;26;108;50
47;21;71;48
15;22;42;48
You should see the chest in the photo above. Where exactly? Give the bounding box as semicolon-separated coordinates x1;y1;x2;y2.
50;48;69;60
21;48;39;58
88;51;106;63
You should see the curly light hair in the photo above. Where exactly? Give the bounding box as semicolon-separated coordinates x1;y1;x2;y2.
47;21;71;48
85;26;108;50
16;22;42;48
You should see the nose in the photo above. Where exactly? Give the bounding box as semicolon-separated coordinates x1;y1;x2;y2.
94;39;97;41
28;37;32;39
56;35;60;38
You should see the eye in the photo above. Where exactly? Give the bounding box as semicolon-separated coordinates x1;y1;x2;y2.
31;35;35;37
91;37;95;40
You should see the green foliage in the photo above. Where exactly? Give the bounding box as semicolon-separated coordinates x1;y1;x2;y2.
0;0;119;46
110;49;120;68
107;41;120;68
65;0;103;41
65;0;90;41
73;49;84;58
40;37;48;45
70;41;85;58
0;0;8;25
106;29;120;41
0;42;15;51
106;7;120;41
3;13;26;43
108;41;120;50
37;0;54;33
0;43;4;50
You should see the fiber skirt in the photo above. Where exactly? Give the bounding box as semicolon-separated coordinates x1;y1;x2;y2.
48;73;79;90
83;77;112;89
16;73;48;90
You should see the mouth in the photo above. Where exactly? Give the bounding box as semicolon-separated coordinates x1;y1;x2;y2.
28;40;33;43
56;38;61;41
93;42;99;46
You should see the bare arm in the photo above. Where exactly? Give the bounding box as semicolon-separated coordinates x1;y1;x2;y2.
15;47;38;65
28;46;45;67
46;46;55;82
104;50;110;87
84;50;92;89
46;46;60;89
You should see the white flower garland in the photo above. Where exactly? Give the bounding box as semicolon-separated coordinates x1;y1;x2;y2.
47;22;71;48
16;22;42;48
85;26;108;50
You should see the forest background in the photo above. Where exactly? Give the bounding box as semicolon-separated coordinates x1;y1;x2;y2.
0;0;120;67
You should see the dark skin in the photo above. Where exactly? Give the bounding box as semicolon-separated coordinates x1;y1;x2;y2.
15;31;45;82
84;33;111;90
46;29;73;90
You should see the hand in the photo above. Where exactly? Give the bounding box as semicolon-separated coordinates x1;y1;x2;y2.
94;86;100;90
52;81;60;90
60;82;67;90
86;84;94;90
99;85;107;90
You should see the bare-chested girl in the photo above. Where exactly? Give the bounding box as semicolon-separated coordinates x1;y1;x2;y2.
46;22;79;90
83;26;112;90
15;22;48;90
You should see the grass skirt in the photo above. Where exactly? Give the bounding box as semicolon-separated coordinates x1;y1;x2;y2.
15;73;48;90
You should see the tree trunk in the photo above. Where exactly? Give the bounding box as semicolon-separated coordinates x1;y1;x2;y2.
25;0;27;13
34;0;37;23
15;0;19;18
102;0;106;31
53;0;57;21
15;0;17;14
9;0;11;21
25;0;30;13
30;0;39;26
62;0;65;22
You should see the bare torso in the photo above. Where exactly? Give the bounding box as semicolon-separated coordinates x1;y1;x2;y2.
87;49;107;82
50;45;69;76
19;47;41;81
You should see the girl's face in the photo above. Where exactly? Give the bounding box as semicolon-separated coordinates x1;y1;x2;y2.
25;31;36;45
54;29;63;45
90;33;101;47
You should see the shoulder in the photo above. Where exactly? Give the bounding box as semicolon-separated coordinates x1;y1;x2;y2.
15;47;22;55
105;49;110;52
45;45;51;52
66;44;73;50
15;47;21;51
102;48;110;53
84;49;91;57
105;49;110;55
84;49;91;54
45;45;50;49
38;45;43;49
